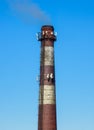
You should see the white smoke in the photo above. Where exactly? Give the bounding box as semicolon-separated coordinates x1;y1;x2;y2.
7;0;51;24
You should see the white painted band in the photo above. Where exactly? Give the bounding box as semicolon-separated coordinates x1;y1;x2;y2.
41;46;54;66
39;85;56;104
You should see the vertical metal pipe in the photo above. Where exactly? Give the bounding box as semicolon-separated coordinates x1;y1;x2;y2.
37;25;57;130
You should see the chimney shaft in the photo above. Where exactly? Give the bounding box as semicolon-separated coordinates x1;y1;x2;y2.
37;25;57;130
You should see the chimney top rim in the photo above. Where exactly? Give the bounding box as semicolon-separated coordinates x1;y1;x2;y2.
41;25;54;30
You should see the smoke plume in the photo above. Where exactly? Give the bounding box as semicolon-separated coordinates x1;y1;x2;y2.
7;0;50;24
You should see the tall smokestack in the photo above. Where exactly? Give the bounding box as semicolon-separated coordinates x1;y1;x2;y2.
37;25;57;130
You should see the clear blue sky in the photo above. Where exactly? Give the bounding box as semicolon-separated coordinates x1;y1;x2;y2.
0;0;94;130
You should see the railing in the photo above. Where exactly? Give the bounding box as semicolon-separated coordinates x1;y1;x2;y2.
36;32;57;41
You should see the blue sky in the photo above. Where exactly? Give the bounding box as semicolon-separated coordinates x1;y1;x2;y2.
0;0;94;130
